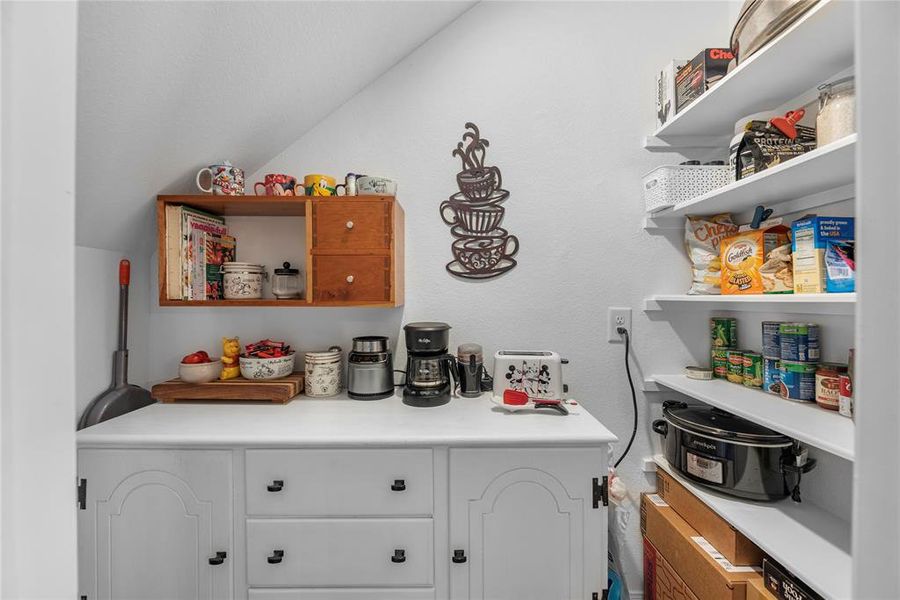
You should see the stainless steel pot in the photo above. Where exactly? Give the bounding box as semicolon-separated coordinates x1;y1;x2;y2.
652;401;815;502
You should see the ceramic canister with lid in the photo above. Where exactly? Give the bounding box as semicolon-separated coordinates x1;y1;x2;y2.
222;263;266;299
305;346;343;397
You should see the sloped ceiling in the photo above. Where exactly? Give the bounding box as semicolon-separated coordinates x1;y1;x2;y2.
76;0;474;251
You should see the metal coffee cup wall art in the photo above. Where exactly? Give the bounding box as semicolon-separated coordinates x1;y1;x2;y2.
440;123;518;279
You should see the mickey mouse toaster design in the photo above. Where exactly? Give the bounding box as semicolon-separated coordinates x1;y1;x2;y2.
492;351;569;400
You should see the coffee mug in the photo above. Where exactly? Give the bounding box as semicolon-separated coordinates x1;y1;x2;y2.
440;200;505;233
356;176;397;196
452;235;518;272
457;166;501;201
197;162;245;195
254;173;298;196
304;174;337;196
334;173;358;196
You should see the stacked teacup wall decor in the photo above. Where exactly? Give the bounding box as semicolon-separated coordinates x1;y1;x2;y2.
440;123;518;279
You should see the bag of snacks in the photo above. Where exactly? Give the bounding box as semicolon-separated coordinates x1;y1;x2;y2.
720;222;791;295
685;213;738;294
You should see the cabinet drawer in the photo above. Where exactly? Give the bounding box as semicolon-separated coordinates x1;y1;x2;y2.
311;200;392;250
249;588;435;600
245;449;433;516
246;518;434;587
311;255;392;303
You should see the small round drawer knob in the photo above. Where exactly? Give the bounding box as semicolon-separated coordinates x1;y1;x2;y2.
346;275;354;284
346;220;354;229
267;549;284;564
267;480;284;493
392;549;406;563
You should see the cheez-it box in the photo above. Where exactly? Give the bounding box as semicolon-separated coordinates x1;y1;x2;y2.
675;48;734;112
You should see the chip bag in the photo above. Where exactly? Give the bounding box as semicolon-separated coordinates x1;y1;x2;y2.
685;213;738;294
720;223;791;295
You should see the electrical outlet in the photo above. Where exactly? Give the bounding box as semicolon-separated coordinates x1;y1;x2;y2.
607;307;632;343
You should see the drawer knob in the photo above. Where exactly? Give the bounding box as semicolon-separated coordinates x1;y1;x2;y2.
267;549;284;564
208;551;227;566
391;549;406;563
267;480;284;493
346;275;354;284
346;220;354;229
452;549;467;564
391;479;406;492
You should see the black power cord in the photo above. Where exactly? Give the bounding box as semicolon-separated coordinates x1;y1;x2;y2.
614;327;638;470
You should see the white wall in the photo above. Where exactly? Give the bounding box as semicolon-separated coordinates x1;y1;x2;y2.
143;2;736;590
0;1;78;597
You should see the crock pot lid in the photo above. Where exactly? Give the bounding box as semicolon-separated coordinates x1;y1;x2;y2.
404;322;451;332
664;403;792;444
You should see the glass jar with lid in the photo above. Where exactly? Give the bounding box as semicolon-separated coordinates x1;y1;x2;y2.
272;262;303;299
817;76;855;147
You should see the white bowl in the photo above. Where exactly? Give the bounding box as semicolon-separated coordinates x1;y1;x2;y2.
178;358;223;384
239;353;295;380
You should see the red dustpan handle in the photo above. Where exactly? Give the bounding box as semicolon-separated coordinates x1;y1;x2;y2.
119;259;130;286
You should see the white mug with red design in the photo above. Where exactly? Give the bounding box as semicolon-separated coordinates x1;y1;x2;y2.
196;161;245;195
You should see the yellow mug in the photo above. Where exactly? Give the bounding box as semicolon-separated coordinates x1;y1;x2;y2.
303;174;337;197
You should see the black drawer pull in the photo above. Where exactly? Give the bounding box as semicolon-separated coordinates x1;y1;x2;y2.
452;549;467;564
391;479;406;492
208;551;227;566
267;549;284;564
392;549;406;563
267;480;284;493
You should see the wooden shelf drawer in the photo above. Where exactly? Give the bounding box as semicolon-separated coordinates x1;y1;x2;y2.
310;199;392;250
311;255;392;304
246;518;434;587
245;449;433;516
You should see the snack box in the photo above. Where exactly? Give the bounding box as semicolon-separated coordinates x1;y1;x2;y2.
656;59;688;129
675;48;733;113
791;217;855;294
720;222;791;295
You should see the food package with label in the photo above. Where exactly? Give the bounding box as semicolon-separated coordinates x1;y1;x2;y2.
685;214;739;295
791;216;855;294
732;119;816;180
675;48;733;113
720;221;791;295
656;60;689;130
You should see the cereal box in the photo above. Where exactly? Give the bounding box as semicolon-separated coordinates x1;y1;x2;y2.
720;222;791;295
791;217;854;294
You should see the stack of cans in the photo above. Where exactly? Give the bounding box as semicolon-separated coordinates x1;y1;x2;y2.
771;322;820;401
710;318;737;380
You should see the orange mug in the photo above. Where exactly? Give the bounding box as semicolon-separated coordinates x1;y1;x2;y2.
303;174;337;197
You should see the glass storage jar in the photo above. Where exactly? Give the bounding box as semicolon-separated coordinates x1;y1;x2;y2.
305;346;343;397
817;76;855;147
272;262;303;299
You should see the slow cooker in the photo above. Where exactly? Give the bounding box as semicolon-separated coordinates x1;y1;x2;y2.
653;401;815;502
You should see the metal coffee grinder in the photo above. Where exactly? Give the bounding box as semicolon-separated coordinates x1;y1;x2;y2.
402;322;457;407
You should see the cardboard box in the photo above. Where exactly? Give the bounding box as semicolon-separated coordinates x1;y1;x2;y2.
763;559;824;600
656;59;689;129
645;538;702;600
746;577;777;600
720;222;792;295
675;48;733;112
791;217;855;294
657;469;764;566
641;493;762;600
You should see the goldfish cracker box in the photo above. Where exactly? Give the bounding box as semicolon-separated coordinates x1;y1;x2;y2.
720;221;792;295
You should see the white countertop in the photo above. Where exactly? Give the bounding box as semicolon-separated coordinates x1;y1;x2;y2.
77;392;617;448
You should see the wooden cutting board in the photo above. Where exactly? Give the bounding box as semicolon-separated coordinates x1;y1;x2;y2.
151;372;305;404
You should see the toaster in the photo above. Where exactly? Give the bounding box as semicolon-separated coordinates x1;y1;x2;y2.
492;351;568;400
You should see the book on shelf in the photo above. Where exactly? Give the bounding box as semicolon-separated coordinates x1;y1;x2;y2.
204;234;235;300
164;205;229;300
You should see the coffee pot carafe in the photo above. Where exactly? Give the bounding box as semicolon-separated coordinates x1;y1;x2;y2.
402;322;456;407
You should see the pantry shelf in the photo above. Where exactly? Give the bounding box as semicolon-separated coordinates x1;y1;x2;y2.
647;0;854;145
650;374;854;461
652;455;851;600
643;293;856;315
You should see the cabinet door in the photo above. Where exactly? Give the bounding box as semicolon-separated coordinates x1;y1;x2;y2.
78;450;233;600
448;447;607;600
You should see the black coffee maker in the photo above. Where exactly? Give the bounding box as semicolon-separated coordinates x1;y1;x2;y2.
402;322;457;407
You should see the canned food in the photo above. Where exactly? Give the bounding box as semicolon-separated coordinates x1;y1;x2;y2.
742;352;763;388
711;318;738;349
839;374;853;418
779;323;820;362
711;349;729;379
815;363;848;411
762;321;782;359
780;361;818;401
763;358;781;395
727;350;744;384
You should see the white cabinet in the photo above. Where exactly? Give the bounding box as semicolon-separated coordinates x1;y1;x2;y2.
77;450;233;600
448;448;607;600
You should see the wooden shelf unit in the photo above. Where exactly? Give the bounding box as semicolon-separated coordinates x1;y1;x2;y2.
156;195;404;308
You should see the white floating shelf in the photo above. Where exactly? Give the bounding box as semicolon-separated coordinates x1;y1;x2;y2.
652;455;851;600
672;135;856;215
650;0;854;143
650;374;855;461
644;293;856;315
